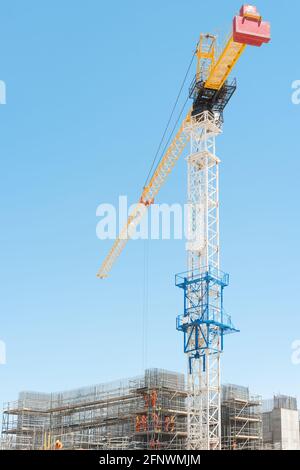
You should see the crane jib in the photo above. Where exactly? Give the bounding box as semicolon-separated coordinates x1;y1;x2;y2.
97;4;270;279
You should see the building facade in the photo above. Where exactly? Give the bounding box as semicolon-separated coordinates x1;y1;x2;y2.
263;395;300;450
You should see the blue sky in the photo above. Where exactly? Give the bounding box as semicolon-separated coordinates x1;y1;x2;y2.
0;0;299;410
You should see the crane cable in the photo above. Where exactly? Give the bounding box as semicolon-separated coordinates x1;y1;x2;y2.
143;47;197;189
140;94;190;370
142;238;149;372
151;93;190;179
141;46;197;371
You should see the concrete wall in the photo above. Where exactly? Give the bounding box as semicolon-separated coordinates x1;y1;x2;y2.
263;408;300;450
280;408;300;450
262;411;273;444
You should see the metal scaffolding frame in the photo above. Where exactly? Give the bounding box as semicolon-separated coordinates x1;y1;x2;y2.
221;384;262;450
1;369;187;450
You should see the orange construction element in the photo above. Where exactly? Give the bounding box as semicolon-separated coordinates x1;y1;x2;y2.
140;197;154;207
140;414;148;432
169;415;175;432
150;390;158;408
152;412;161;432
164;415;175;432
164;415;170;432
54;439;63;450
135;415;141;432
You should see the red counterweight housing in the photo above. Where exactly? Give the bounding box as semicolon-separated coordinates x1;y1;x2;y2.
233;4;270;47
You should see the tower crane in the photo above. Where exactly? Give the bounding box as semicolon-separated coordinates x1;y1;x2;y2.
97;5;270;450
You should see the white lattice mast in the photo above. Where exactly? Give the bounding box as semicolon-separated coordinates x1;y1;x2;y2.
176;34;238;450
185;110;222;450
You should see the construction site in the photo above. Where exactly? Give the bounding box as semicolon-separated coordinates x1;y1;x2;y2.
2;4;289;453
1;370;187;450
1;369;265;451
2;370;300;451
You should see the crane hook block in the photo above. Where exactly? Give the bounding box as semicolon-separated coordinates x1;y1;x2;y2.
233;4;271;47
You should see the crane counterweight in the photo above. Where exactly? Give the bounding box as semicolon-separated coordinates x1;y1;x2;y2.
233;5;271;46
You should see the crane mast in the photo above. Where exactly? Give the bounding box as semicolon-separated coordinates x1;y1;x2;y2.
97;5;270;450
176;8;270;450
176;35;239;450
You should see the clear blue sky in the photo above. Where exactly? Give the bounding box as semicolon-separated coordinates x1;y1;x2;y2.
0;0;299;410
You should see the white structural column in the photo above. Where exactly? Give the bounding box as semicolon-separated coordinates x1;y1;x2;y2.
184;111;222;450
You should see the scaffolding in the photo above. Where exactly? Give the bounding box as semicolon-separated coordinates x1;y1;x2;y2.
263;395;297;412
221;384;262;450
1;369;187;450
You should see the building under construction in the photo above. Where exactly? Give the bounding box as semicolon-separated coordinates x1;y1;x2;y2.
1;369;187;450
6;371;290;451
262;395;300;450
221;384;262;450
